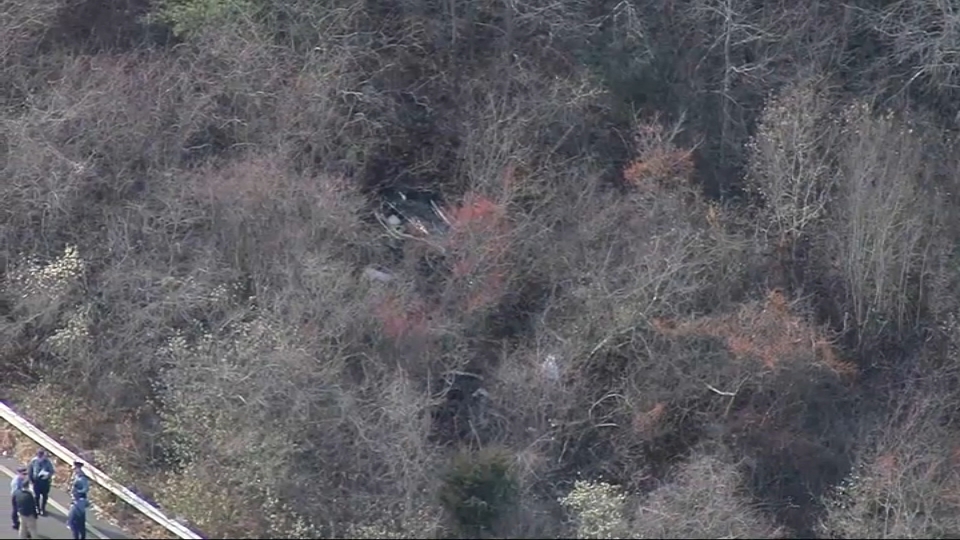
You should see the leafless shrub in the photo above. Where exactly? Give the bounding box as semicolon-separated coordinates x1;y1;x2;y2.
156;311;343;535
487;120;764;495
632;288;856;535
486;351;569;536
527;129;748;369
187;152;377;264
0;0;63;67
622;113;695;192
870;0;960;92
819;377;960;539
742;78;949;347
630;451;785;539
274;47;381;173
71;242;236;408
0;48;284;248
654;289;854;377
672;0;850;185
455;65;608;196
137;148;454;537
149;263;444;537
0;115;95;251
744;78;840;248
556;451;784;539
828;101;942;345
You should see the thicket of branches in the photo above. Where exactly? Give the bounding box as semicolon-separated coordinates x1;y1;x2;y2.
3;0;960;538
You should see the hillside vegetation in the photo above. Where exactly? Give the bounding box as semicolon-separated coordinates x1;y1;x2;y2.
3;0;960;538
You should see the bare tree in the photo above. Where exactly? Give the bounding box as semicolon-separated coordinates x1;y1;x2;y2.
829;102;942;345
744;77;840;250
869;0;960;94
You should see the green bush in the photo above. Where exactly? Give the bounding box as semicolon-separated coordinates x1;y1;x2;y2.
439;447;518;536
150;0;257;39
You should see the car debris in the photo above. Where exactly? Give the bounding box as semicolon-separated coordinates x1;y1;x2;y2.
362;267;395;283
375;188;451;241
541;354;561;382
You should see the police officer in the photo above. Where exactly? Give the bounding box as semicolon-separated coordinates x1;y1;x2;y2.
71;462;90;501
12;481;38;538
9;466;27;531
27;450;54;516
67;496;88;540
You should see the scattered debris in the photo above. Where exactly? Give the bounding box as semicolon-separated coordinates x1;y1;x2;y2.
540;354;561;382
363;267;395;283
376;188;450;239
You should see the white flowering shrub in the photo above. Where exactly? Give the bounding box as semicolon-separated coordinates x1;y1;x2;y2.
152;310;341;537
155;314;289;465
45;304;92;359
350;523;409;539
156;329;190;361
4;245;84;310
261;484;320;539
559;480;629;539
348;506;442;539
158;274;247;314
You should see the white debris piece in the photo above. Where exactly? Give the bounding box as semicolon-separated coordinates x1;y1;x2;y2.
363;267;395;283
541;354;561;382
386;215;402;227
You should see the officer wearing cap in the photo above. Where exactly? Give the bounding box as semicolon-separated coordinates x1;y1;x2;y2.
28;449;54;516
10;466;27;531
71;462;90;501
12;472;38;538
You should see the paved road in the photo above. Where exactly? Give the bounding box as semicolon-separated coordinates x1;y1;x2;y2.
0;457;128;540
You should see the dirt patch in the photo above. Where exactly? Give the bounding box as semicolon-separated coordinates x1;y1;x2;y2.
0;426;16;455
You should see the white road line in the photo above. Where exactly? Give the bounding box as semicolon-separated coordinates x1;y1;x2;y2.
0;463;105;539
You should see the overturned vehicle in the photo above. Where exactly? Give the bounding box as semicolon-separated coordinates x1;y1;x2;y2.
374;188;452;240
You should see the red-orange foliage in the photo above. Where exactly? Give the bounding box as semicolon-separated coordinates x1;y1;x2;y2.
652;289;857;378
371;191;513;342
633;402;667;440
444;190;511;314
447;192;505;231
622;148;695;190
622;120;695;192
375;294;429;340
875;453;898;484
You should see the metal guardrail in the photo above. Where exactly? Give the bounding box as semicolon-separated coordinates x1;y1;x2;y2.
0;401;203;539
